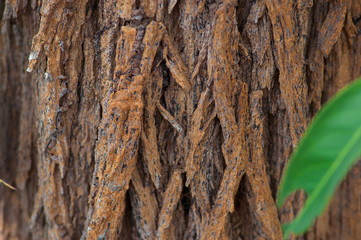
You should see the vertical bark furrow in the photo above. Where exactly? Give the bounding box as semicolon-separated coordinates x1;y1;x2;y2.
140;21;165;189
185;87;215;187
157;170;183;240
26;0;90;239
243;2;283;238
141;66;164;190
247;91;283;239
202;2;249;239
129;168;159;239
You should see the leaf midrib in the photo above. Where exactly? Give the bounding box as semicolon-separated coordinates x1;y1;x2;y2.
284;123;361;235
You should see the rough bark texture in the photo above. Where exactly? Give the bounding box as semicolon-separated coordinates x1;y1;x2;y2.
1;0;361;239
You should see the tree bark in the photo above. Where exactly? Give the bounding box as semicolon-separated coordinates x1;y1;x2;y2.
1;0;361;239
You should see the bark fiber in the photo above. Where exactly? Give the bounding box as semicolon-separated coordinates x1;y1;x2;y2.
1;0;361;239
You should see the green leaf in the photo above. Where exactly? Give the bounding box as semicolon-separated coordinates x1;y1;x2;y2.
277;77;361;239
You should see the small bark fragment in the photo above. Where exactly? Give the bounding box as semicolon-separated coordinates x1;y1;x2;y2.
163;33;191;91
141;0;157;18
157;102;184;133
168;0;178;14
118;0;136;20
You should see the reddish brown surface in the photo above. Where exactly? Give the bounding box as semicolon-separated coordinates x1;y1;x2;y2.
1;0;361;239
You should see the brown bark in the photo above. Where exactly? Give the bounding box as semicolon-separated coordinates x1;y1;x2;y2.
1;0;361;239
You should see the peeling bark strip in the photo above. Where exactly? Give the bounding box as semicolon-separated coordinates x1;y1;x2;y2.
86;26;141;239
86;22;163;239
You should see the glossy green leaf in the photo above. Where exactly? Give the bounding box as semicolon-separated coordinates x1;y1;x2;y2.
277;77;361;239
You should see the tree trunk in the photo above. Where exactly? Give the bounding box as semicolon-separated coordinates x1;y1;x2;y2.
1;0;361;239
